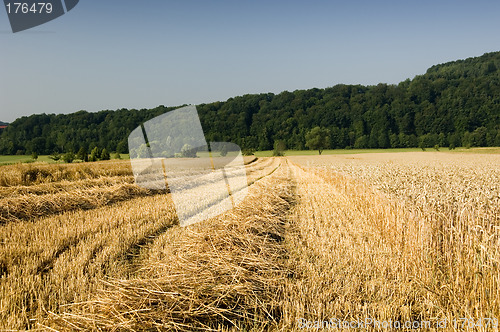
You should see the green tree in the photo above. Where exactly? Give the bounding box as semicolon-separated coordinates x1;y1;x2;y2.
448;133;461;148
27;137;46;155
77;147;88;162
56;132;66;152
31;151;38;160
354;135;369;149
100;148;110;160
272;140;286;156
220;144;228;157
63;151;75;163
389;133;399;148
116;140;128;154
89;147;100;162
181;144;197;158
242;148;255;156
471;127;487;147
305;126;330;155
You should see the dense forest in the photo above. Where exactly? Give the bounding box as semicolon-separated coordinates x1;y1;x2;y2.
1;51;500;155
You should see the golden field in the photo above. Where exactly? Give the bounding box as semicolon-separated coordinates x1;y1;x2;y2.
0;152;498;331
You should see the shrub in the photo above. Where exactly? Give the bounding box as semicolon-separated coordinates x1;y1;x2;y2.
272;140;286;157
77;147;88;162
242;149;255;156
181;144;197;158
49;153;61;162
100;148;110;161
63;152;75;163
89;147;100;162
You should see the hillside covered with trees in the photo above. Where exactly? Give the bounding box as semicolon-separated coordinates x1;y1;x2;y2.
1;51;500;155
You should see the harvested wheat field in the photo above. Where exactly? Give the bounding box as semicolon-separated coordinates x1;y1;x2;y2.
0;152;499;331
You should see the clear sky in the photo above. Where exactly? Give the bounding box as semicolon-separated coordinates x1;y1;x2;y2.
1;0;500;122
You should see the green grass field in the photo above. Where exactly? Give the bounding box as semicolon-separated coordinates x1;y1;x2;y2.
0;155;55;165
254;147;500;157
0;154;130;166
254;148;420;157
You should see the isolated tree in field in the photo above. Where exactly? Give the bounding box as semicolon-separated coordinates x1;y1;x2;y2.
242;148;255;156
305;127;330;155
31;152;38;160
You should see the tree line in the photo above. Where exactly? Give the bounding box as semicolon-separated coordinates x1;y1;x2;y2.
1;51;500;156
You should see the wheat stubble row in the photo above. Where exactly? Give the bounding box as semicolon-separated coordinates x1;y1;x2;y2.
47;161;294;331
0;157;276;223
0;157;280;330
0;193;177;329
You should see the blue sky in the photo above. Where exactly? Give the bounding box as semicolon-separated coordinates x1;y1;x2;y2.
1;0;500;122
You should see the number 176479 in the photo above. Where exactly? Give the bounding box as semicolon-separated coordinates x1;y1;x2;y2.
5;2;53;14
